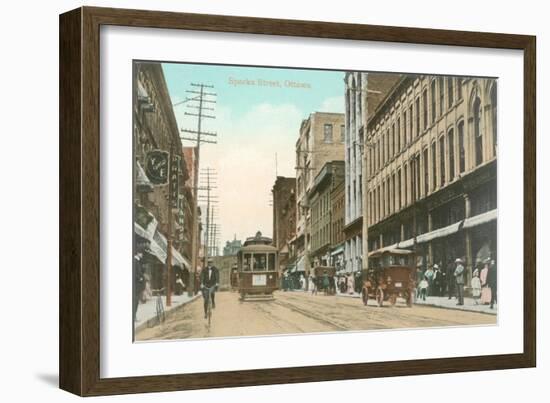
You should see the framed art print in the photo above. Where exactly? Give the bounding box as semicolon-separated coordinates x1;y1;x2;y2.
59;6;536;396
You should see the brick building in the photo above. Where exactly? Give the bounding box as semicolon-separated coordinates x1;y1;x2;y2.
133;62;193;293
309;161;345;267
271;176;297;274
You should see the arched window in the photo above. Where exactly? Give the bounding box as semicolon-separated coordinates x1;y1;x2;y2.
473;96;483;166
357;74;362;126
490;84;497;157
448;128;455;181
458;121;465;173
345;89;351;132
350;77;356;135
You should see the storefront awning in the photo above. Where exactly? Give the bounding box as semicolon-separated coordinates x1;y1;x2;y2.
390;210;497;249
464;209;497;229
330;245;344;256
136;161;153;193
296;256;306;272
147;230;191;270
416;221;463;244
134;206;158;241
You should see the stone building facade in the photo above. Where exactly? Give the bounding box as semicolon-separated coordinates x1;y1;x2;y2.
363;74;497;283
272;176;297;273
344;72;400;274
290;112;344;283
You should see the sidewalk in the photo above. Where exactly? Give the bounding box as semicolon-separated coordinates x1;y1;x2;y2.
333;291;497;315
415;295;497;315
335;292;361;299
135;293;200;332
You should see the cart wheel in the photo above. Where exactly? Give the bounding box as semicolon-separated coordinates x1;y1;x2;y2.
389;294;397;306
362;288;369;306
376;287;384;307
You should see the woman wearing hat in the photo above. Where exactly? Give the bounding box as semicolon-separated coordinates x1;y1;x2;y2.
480;258;492;305
453;258;465;306
471;268;482;305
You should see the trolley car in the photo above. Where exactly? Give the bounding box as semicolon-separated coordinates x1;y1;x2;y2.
361;249;416;307
236;232;279;300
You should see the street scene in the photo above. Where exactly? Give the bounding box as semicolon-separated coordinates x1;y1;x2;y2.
133;61;498;341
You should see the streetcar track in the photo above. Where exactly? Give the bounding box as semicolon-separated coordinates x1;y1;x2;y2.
272;299;348;331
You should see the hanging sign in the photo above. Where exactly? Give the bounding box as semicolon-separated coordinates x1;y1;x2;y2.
169;154;180;209
144;150;169;185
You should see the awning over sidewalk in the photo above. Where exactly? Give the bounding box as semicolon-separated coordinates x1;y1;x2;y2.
417;221;463;244
296;256;306;273
390;209;497;249
330;245;344;256
141;228;191;270
134;205;158;241
464;209;497;229
136;161;153;193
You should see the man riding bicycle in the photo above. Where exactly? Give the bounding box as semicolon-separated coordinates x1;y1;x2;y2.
200;258;219;319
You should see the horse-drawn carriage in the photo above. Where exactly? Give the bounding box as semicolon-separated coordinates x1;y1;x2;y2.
361;249;416;307
313;266;336;295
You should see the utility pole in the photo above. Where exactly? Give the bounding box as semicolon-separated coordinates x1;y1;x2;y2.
208;207;220;257
199;167;218;269
180;83;217;296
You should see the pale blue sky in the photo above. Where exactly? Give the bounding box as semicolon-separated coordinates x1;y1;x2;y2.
162;62;345;248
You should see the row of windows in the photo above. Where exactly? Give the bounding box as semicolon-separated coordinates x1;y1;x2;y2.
367;77;464;178
323;123;346;143
311;192;331;223
367;118;479;226
332;217;345;245
312;222;331;251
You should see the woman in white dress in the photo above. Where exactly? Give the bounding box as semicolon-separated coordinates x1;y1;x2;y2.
471;269;482;305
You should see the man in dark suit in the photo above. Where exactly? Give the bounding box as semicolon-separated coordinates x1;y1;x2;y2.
200;258;219;318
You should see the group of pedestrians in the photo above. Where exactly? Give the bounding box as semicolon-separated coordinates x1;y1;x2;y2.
416;257;497;309
470;258;498;309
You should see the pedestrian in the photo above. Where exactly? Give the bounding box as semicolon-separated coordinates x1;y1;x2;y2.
480;260;491;305
454;258;465;305
322;270;330;296
424;265;435;296
311;275;318;295
432;264;443;297
415;266;424;295
133;251;146;324
440;267;448;297
418;277;429;301
175;273;185;295
330;276;336;295
471;269;482;305
445;260;455;299
487;258;497;309
142;272;152;302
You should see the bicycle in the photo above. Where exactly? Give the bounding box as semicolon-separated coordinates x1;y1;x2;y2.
201;285;216;328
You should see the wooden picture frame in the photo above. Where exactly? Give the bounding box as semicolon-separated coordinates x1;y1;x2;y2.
59;6;536;396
